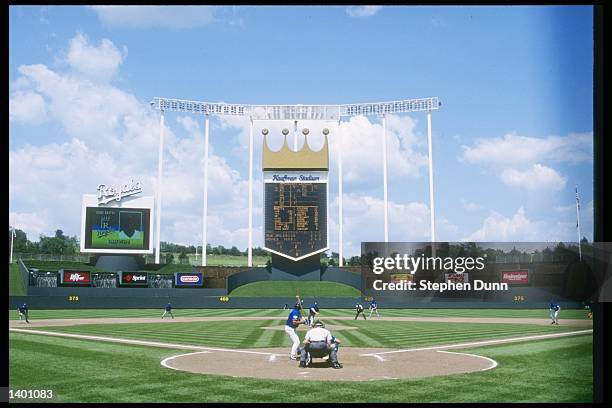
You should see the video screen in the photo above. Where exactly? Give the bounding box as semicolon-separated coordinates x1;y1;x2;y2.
83;207;151;251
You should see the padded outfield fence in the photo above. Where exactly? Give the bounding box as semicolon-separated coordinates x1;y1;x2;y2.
10;258;589;309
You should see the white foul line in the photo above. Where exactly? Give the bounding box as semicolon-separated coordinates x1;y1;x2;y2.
9;328;276;356
161;351;211;371
360;329;592;357
436;350;498;371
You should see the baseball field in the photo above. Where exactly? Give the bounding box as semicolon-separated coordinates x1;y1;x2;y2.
8;308;593;403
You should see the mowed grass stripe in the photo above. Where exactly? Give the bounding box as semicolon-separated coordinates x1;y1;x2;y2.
39;322;262;348
8;308;590;320
239;320;275;348
250;322;279;348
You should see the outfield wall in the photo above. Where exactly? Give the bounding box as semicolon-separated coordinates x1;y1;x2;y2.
321;267;361;289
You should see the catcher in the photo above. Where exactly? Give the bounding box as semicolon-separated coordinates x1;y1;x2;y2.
298;320;342;369
284;297;306;360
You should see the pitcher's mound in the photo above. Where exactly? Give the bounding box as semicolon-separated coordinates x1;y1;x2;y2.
162;347;496;381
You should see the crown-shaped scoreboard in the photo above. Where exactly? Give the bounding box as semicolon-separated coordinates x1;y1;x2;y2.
262;129;329;261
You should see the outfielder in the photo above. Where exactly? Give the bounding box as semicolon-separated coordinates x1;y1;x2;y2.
18;303;30;323
354;303;366;320
307;302;320;327
284;302;306;360
549;302;560;325
162;302;174;319
368;298;380;319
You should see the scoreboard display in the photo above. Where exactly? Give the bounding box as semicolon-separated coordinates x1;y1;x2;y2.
264;182;327;260
84;207;151;251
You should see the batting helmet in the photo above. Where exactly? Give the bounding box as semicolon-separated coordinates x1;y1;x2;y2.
313;320;325;328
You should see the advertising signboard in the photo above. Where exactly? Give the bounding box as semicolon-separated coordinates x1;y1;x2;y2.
175;272;204;287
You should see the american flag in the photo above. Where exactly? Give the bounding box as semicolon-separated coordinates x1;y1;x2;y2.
575;187;580;228
575;187;580;210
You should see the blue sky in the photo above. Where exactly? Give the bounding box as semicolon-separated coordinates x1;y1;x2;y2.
9;6;594;257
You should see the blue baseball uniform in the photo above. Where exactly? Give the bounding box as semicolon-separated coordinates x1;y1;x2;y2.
18;303;29;323
284;307;303;359
549;303;560;325
162;302;174;319
368;299;380;319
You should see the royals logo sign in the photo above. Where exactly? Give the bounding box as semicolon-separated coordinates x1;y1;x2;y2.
97;179;143;204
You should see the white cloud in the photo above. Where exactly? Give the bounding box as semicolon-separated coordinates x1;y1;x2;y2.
15;61;154;158
90;6;215;29
460;199;483;212
63;33;127;81
461;132;592;167
9;211;51;241
460;132;591;191
9;90;48;124
346;6;382;17
336;115;428;186
9;34;261;250
328;194;458;257
500;163;567;191
463;207;544;241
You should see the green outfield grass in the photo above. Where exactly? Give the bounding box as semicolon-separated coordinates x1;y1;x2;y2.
229;281;361;297
8;312;592;403
186;254;270;266
9;263;26;296
17;260;108;272
7;308;592;320
29;318;585;349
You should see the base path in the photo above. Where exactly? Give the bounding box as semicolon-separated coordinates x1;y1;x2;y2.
161;347;496;381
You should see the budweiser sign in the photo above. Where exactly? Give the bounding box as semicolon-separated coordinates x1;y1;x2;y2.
501;270;529;284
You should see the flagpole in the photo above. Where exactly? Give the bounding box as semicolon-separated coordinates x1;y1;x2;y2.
575;186;582;261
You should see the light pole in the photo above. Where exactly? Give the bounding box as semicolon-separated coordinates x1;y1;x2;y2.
10;226;15;264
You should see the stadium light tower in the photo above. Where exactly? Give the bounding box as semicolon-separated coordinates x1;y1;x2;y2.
10;226;16;264
150;97;441;267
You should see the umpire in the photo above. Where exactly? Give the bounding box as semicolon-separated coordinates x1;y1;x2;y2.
354;303;366;320
299;320;342;369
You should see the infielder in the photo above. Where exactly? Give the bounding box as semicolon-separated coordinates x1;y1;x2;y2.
368;298;380;319
354;303;366;320
549;302;560;325
284;302;306;360
162;302;174;319
299;320;342;369
307;302;320;327
18;303;30;323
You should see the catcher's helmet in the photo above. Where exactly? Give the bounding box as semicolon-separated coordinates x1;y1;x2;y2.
313;320;325;328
